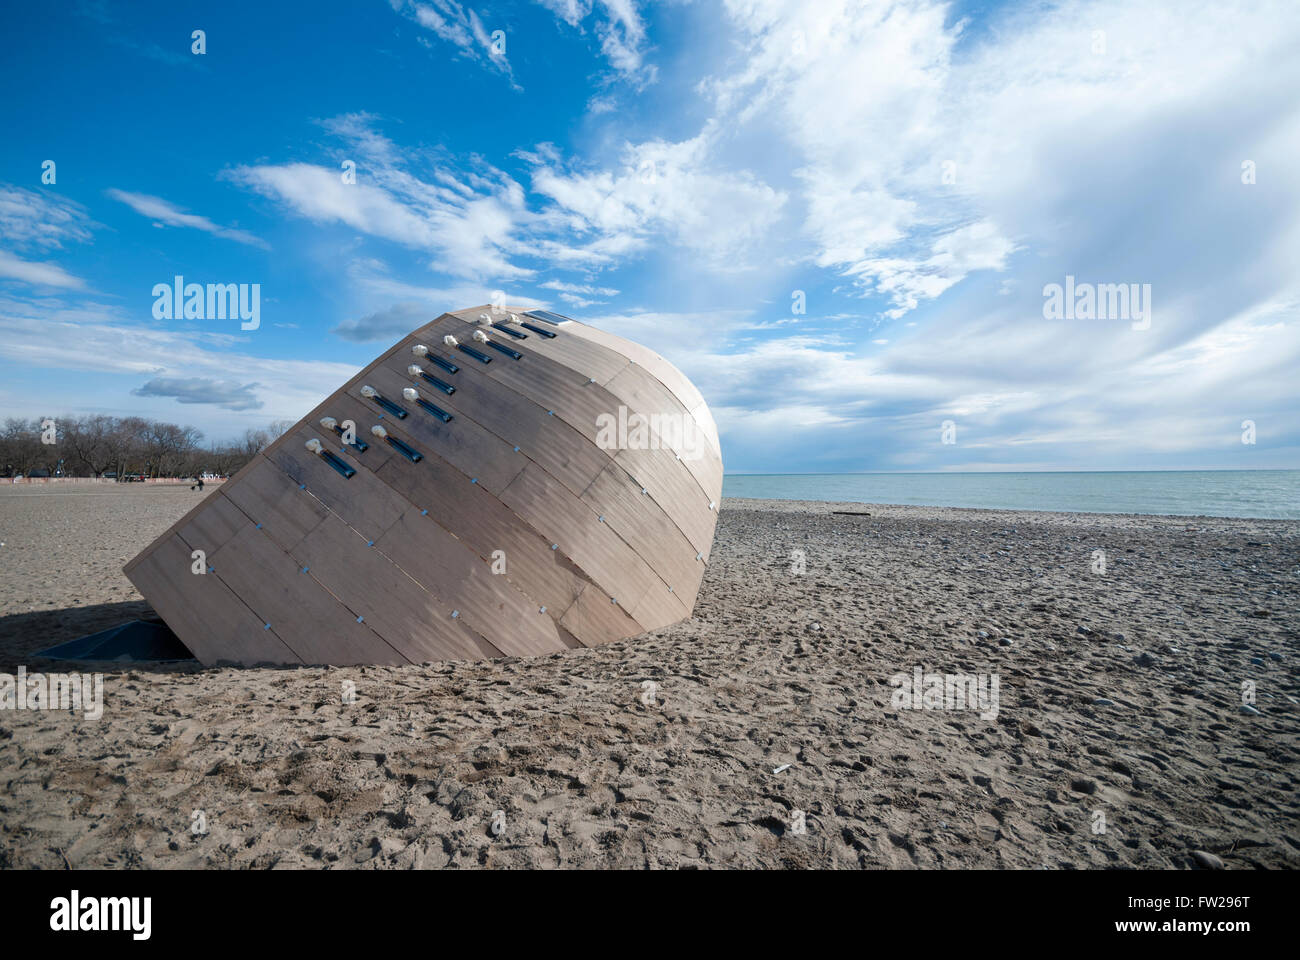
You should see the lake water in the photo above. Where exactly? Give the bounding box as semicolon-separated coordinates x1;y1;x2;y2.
722;471;1300;519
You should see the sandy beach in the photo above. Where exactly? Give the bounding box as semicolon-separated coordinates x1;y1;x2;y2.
0;483;1296;869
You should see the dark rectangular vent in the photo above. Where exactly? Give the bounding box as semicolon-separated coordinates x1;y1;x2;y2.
385;436;423;463
524;310;573;326
484;339;523;360
415;398;454;423
329;423;369;451
428;354;459;374
417;372;456;395
456;344;492;364
519;321;557;339
371;395;408;418
320;450;356;478
493;324;528;340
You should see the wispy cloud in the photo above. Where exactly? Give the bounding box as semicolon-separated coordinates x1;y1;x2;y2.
226;115;691;284
107;189;269;249
0;186;93;289
227;159;532;280
525;130;787;270
538;279;619;296
534;0;655;84
0;251;86;289
0;186;94;251
390;0;519;89
538;278;619;306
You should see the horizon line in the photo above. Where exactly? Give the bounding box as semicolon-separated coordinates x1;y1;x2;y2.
725;468;1300;477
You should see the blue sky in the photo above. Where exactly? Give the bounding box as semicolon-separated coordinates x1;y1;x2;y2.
1;0;1297;472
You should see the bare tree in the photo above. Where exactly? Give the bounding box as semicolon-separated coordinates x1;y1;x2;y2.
63;415;119;477
1;415;285;479
0;418;52;476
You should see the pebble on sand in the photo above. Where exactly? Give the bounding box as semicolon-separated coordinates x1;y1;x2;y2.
1240;704;1263;716
1191;850;1225;870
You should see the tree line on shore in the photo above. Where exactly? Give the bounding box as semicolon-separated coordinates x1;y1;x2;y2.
0;415;294;479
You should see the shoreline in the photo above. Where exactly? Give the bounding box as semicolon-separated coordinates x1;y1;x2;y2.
722;495;1299;526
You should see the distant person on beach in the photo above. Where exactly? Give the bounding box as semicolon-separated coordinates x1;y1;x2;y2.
190;476;204;491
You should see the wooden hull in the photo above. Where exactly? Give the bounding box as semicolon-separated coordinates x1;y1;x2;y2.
123;306;722;665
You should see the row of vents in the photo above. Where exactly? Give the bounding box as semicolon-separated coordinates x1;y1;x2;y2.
305;310;569;476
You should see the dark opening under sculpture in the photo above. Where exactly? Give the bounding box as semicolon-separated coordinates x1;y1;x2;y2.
123;305;723;666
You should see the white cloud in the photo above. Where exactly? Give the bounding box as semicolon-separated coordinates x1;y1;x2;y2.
107;189;268;248
390;0;519;88
528;131;787;269
534;0;654;82
538;278;620;307
0;250;86;289
0;186;92;289
228;116;775;289
539;279;619;296
0;185;93;251
847;220;1017;318
696;0;1300;327
227;160;531;281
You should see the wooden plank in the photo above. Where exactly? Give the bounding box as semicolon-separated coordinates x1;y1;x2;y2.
127;533;303;666
177;488;249;557
614;444;718;558
207;523;405;665
373;452;593;618
400;322;718;558
264;425;408;544
250;329;424;467
627;575;690;632
559;581;645;648
415;316;621;451
499;463;686;624
441;307;630;385
374;346;609;499
603;363;723;502
406;316;722;547
351;366;527;495
553;625;584;649
290;514;502;663
572;325;722;470
369;355;707;620
563;322;709;420
373;508;569;659
313;392;398;476
580;460;703;610
122;485;223;575
219;456;328;554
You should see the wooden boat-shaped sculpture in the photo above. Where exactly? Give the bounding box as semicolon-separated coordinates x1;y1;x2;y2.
123;305;722;665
